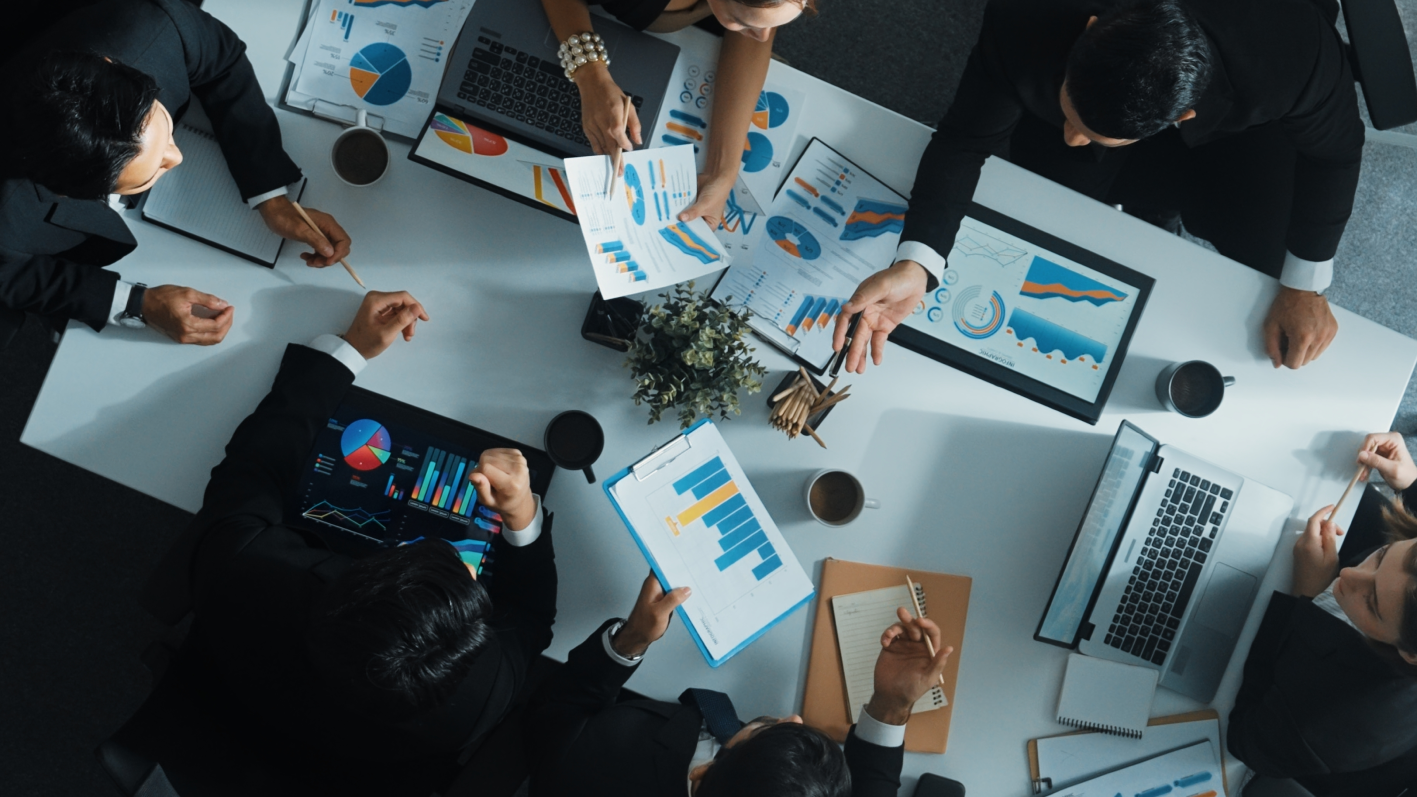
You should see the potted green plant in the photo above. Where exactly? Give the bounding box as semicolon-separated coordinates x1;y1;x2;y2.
625;282;767;428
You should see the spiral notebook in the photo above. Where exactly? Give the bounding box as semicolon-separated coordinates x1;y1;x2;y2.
1056;653;1158;739
832;584;948;722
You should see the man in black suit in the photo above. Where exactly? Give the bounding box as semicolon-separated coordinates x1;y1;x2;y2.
525;574;954;796
0;0;352;348
179;290;558;790
833;0;1362;373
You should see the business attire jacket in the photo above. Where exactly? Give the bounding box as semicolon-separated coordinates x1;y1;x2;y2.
1228;487;1417;797
525;621;904;797
900;0;1362;276
0;0;301;344
186;343;557;770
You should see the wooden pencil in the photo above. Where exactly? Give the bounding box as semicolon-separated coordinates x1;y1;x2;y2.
905;575;946;686
290;201;366;288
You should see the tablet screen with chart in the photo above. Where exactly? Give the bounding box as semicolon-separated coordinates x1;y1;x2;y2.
289;386;554;577
893;204;1153;424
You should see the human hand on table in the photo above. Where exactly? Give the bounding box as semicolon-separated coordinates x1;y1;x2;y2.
1292;504;1344;598
864;608;953;725
469;448;538;531
1263;287;1338;369
575;64;640;157
256;195;351;268
142;285;234;345
610;572;691;659
678;170;737;230
831;260;930;374
342;290;429;359
1358;432;1417;492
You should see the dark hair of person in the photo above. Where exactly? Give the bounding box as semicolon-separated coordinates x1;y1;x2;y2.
306;541;492;719
733;0;818;17
1064;0;1212;140
1373;503;1417;675
5;51;161;199
696;722;851;797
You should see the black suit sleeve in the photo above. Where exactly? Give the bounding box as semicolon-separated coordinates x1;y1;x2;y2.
844;727;905;797
1226;591;1329;776
0;240;118;332
1278;5;1364;263
486;513;559;667
151;0;302;200
898;6;1023;261
525;619;639;778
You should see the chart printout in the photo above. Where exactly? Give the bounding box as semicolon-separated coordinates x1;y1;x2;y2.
609;424;814;662
902;216;1140;403
712;139;908;370
292;0;475;137
565;145;728;299
1047;740;1222;797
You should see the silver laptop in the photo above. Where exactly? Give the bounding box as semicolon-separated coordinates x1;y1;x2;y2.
437;0;680;158
1036;421;1292;702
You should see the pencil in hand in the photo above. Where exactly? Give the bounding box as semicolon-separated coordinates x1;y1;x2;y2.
289;200;366;289
605;94;635;197
905;575;946;686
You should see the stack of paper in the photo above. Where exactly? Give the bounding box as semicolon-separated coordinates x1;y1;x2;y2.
1048;741;1223;797
284;0;475;139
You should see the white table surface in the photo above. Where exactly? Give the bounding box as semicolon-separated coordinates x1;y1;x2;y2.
21;1;1417;794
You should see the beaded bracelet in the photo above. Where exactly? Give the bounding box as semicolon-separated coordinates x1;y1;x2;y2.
558;32;609;82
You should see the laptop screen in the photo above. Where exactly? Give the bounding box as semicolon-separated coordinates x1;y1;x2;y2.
1035;421;1157;647
289;386;554;580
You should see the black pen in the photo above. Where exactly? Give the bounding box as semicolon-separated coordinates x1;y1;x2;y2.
830;312;862;378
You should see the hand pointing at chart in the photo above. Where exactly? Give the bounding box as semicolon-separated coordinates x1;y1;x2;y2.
832;261;931;374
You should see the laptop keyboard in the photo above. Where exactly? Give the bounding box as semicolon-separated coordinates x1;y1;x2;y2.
1105;468;1235;666
457;37;644;152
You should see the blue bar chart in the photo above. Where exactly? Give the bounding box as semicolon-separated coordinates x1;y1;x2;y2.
410;446;481;518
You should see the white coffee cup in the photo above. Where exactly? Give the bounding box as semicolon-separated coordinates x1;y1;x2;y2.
804;469;880;527
330;109;390;187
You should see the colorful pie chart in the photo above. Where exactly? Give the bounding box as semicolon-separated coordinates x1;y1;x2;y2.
349;42;412;107
766;215;821;260
341;419;392;471
741;131;773;173
751;91;790;129
430;114;508;156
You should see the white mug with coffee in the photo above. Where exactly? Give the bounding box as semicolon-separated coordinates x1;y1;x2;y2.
804;469;880;527
330;109;391;187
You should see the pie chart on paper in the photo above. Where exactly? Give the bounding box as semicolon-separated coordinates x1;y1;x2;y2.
341;419;392;471
349;43;412;107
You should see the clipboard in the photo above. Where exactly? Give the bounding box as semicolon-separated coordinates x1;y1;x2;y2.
602;419;815;668
1025;709;1230;795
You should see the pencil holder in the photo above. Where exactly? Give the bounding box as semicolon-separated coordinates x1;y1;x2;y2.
581;291;643;352
766;371;841;438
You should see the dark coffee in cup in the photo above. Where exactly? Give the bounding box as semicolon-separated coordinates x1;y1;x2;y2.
332;129;389;186
544;410;605;484
809;472;860;523
1155;360;1235;418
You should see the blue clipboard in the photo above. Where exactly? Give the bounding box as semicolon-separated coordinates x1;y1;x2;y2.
602;419;815;668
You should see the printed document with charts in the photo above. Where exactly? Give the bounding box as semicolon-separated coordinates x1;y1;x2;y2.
604;420;814;666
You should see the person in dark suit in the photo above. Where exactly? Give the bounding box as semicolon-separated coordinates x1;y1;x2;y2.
833;0;1363;374
525;574;954;797
180;290;558;790
0;0;352;349
1228;431;1417;796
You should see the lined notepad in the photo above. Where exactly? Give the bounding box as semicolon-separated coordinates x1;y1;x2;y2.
141;116;304;266
831;584;947;722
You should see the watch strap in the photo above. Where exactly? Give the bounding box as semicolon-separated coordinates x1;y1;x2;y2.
124;283;147;321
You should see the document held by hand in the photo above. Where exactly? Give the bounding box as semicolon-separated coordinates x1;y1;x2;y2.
565;145;728;299
603;420;814;666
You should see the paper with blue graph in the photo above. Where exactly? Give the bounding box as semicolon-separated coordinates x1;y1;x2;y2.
900;215;1140;403
711;138;909;371
604;420;815;666
1045;740;1222;797
565;145;728;299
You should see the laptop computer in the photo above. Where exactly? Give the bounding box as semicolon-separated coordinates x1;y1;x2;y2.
1036;420;1293;702
289;385;555;581
437;0;680;159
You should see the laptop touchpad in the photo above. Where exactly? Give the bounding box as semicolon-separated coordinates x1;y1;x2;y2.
1194;563;1256;638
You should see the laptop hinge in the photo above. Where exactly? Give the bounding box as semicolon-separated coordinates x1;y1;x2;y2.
1079;621;1095;642
1148;451;1165;474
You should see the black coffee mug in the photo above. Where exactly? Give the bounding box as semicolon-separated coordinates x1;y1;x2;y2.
1155;360;1235;418
544;410;605;483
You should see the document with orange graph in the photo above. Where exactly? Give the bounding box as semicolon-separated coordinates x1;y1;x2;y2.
603;419;815;666
565;144;728;299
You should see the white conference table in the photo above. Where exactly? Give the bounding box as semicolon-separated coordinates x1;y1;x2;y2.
21;0;1417;793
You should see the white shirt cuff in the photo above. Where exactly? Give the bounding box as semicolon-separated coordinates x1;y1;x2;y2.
1279;251;1333;294
306;333;368;376
895;241;947;285
601;620;644;667
499;494;544;547
108;281;135;327
854;705;908;748
247;186;289;208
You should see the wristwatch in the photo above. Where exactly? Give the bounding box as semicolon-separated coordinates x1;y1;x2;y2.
116;283;148;329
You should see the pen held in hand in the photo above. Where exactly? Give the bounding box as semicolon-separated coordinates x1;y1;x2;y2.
830;312;863;378
604;94;635;197
1327;443;1377;522
289;200;366;289
904;575;946;686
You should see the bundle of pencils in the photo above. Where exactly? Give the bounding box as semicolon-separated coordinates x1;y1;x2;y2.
769;367;850;449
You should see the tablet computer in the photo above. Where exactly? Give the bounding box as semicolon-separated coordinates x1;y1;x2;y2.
289;386;555;578
891;203;1153;425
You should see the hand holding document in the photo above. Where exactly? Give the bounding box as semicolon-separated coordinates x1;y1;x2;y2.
565;144;728;300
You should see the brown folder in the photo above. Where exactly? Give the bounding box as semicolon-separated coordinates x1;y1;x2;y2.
801;558;972;754
1025;709;1229;795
